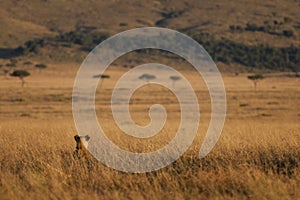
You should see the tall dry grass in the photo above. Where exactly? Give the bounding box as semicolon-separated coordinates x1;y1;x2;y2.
0;119;298;200
0;68;299;199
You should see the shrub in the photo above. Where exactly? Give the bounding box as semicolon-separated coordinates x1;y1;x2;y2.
35;63;47;69
282;30;294;37
245;23;259;31
284;17;292;23
229;25;235;32
23;61;33;65
119;22;128;26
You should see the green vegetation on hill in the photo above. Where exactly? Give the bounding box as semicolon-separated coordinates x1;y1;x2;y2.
1;0;300;73
12;29;300;72
15;29;110;55
189;32;300;72
229;18;295;38
56;29;110;50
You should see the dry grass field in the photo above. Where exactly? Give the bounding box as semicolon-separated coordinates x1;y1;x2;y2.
0;65;299;199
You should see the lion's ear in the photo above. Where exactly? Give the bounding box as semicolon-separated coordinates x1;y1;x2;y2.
74;135;80;142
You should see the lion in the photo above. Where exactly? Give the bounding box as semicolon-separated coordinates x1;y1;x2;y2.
73;135;90;159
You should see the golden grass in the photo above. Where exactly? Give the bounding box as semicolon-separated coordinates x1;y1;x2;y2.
0;66;299;199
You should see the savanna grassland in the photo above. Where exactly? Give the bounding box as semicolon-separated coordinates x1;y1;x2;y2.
0;65;299;200
0;0;300;199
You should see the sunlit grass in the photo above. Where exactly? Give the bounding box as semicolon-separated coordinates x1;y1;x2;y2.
0;68;299;199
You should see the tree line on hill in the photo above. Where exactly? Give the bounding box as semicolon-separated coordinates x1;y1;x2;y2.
189;32;299;74
12;29;300;74
229;17;294;38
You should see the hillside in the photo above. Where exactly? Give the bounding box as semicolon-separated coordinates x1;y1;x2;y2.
0;0;300;72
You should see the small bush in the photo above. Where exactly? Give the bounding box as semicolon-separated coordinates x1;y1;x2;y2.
35;64;47;69
284;17;292;23
245;23;259;31
119;22;128;26
282;30;294;37
23;61;33;65
229;25;243;32
229;25;235;32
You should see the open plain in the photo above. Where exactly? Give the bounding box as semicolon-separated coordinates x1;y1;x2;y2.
0;65;299;199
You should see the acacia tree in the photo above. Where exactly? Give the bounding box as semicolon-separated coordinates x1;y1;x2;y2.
10;70;30;87
139;74;156;82
247;74;264;91
93;74;110;89
169;75;181;89
35;63;47;72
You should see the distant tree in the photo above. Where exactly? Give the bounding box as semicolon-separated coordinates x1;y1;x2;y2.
93;74;110;89
247;74;264;91
10;70;30;87
169;75;181;89
35;63;47;72
23;61;33;65
139;74;156;82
